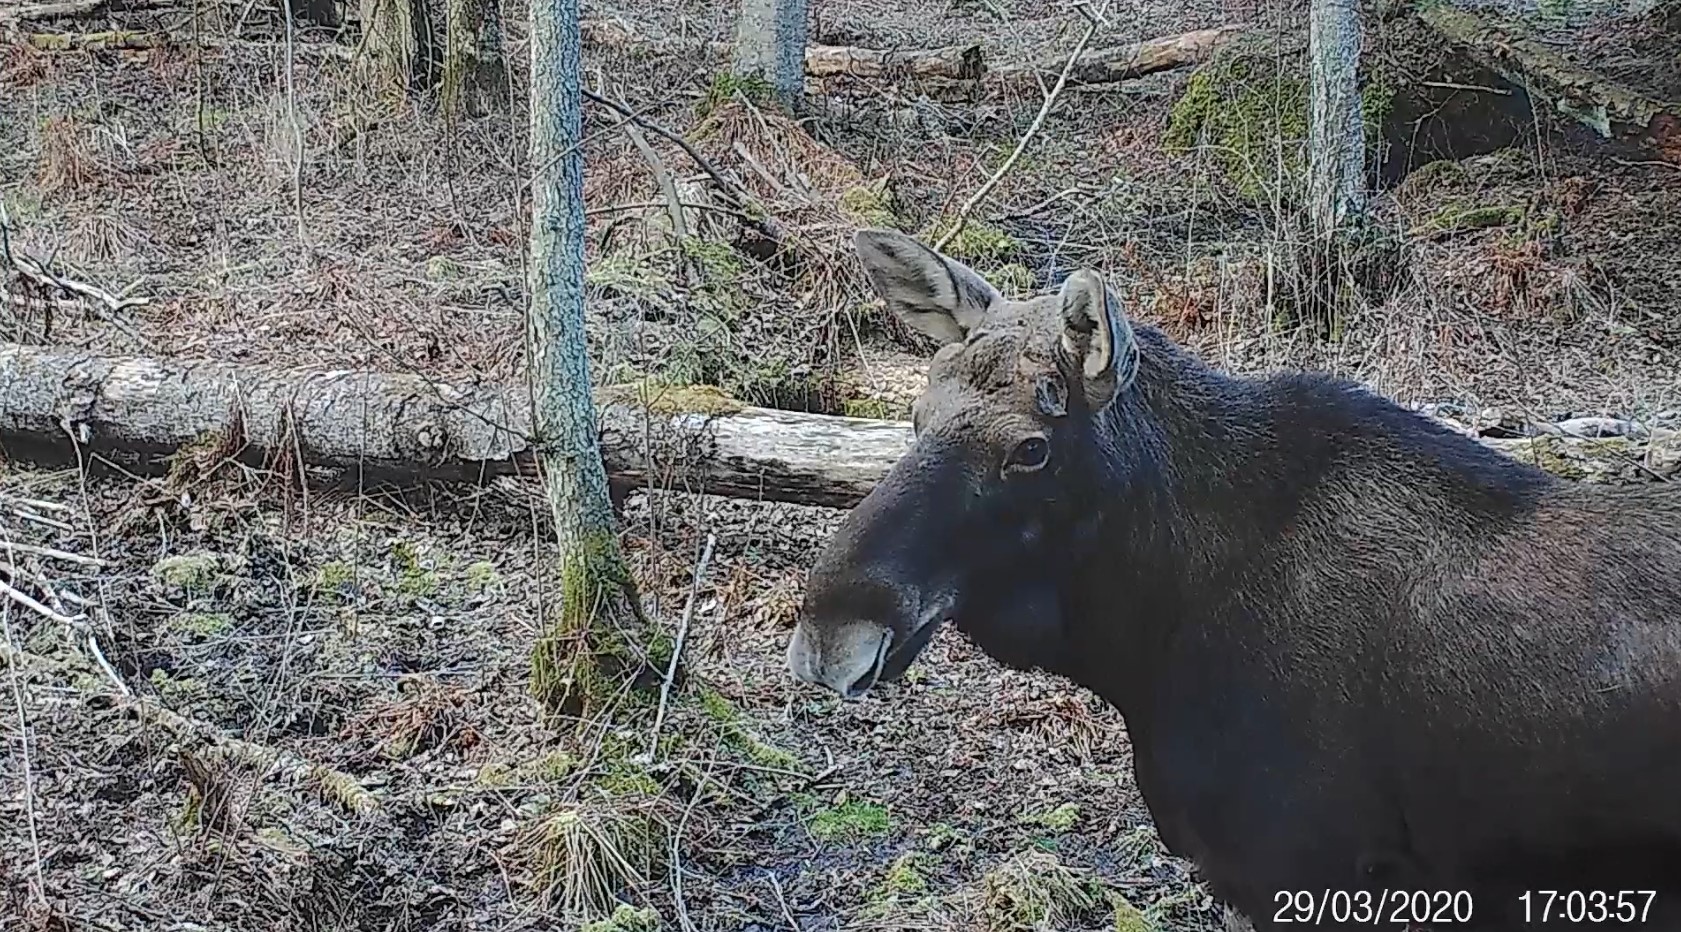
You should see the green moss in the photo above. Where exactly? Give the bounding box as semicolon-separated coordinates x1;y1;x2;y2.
989;262;1035;296
526;750;580;782
842;397;911;420
881;851;932;895
808;799;892;842
1113;895;1158;932
1025;802;1080;833
581;904;661;932
149;668;206;703
586;253;671;300
599;382;746;417
840;179;902;229
919;217;1017;263
530;531;647;717
464;560;501;594
171;611;234;639
476;761;515;787
525;805;666;919
696;685;802;770
1165;51;1309;201
701;70;775;116
1426;202;1526;234
424;255;464;280
598;761;662;798
315;560;358;597
390;540;439;598
153;553;224;593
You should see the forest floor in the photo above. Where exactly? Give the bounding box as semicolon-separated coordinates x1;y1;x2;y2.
2;0;1680;928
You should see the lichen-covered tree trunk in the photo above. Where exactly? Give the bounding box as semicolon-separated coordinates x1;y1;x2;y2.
1307;0;1365;231
526;0;651;717
731;0;808;110
442;0;508;118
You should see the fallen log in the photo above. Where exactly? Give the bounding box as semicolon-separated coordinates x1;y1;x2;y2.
0;345;1672;509
579;17;986;81
580;17;1240;87
1418;4;1681;162
995;24;1248;87
0;0;178;24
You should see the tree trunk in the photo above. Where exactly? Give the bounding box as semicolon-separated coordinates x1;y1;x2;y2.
525;0;651;718
731;0;808;110
1307;0;1365;232
442;0;508;118
358;0;432;95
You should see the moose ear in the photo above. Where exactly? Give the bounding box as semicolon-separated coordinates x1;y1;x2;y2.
1057;269;1138;411
853;229;1000;345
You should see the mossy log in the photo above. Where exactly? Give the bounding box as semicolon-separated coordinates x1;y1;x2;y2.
24;29;169;50
1418;4;1681;161
0;345;1671;509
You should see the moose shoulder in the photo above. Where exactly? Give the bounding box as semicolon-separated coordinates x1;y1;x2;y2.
786;229;1681;931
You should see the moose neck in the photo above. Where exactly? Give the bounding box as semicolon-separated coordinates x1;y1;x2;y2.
1054;325;1320;708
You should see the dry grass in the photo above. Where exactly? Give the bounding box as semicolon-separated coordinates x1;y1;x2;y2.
35;116;101;196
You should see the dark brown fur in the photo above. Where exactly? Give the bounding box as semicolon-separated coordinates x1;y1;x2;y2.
786;229;1681;931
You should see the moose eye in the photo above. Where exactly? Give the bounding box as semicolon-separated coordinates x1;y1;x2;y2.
1004;436;1050;474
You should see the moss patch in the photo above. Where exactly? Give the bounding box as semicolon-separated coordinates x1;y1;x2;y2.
808;799;892;842
599;382;745;417
1024;801;1080;833
153;553;228;594
701;70;775;116
170;611;234;639
581;904;661;932
840;178;901;228
920;216;1018;264
1165;47;1395;203
697;686;802;770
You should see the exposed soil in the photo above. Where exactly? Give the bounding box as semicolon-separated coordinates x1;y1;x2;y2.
2;0;1680;928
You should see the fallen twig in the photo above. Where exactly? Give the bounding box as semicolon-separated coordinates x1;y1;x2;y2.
582;87;769;224
646;531;717;761
0;540;106;567
935;4;1102;252
0;576;84;627
0;203;153;350
0;640;379;813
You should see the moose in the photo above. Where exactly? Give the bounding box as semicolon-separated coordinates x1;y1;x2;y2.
785;229;1681;931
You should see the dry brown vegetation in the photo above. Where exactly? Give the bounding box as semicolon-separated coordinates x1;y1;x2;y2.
2;0;1679;928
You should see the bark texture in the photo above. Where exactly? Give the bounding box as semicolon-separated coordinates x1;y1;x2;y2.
357;0;431;94
1307;0;1365;231
0;347;1674;507
525;0;648;716
730;0;808;109
442;0;508;117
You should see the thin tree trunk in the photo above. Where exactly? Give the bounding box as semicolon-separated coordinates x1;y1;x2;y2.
358;0;431;95
731;0;808;110
1307;0;1365;231
442;0;508;117
526;0;650;716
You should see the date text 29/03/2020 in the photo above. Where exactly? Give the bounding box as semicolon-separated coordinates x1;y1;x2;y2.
1271;889;1660;925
